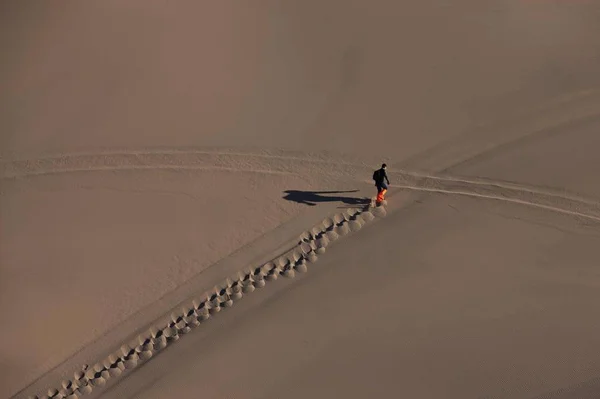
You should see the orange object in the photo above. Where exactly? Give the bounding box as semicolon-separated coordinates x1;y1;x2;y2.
376;188;387;203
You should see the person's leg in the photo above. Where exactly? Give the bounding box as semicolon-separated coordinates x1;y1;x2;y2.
376;185;384;203
380;182;388;200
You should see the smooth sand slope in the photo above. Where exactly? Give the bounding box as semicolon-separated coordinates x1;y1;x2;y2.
2;1;600;398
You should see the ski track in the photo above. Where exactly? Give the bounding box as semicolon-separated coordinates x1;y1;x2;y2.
10;149;600;398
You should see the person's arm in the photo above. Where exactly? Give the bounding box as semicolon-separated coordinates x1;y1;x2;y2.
385;171;390;184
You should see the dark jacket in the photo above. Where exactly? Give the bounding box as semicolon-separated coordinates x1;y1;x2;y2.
373;168;390;186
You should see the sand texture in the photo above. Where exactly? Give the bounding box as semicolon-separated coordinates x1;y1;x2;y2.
2;1;600;398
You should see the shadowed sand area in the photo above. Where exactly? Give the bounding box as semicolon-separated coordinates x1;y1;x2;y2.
2;1;600;398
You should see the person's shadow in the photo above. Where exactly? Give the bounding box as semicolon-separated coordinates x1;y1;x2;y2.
282;190;370;207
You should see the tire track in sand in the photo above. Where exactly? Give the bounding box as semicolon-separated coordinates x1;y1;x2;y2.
5;148;599;223
383;170;600;223
0;148;371;180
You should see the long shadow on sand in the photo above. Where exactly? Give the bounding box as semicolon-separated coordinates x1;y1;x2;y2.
283;190;370;207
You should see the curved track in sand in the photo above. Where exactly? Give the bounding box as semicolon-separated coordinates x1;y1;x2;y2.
386;171;600;224
4;148;599;227
0;148;369;181
3;146;600;222
4;89;600;183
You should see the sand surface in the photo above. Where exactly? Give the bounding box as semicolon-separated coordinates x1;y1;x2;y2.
100;195;600;399
2;1;600;398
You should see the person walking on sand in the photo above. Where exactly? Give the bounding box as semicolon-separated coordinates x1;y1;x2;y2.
373;163;390;205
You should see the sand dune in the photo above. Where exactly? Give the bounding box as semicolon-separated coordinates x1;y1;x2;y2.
3;1;600;398
98;194;600;399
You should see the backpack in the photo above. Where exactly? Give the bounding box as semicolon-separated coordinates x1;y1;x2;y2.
372;169;380;181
